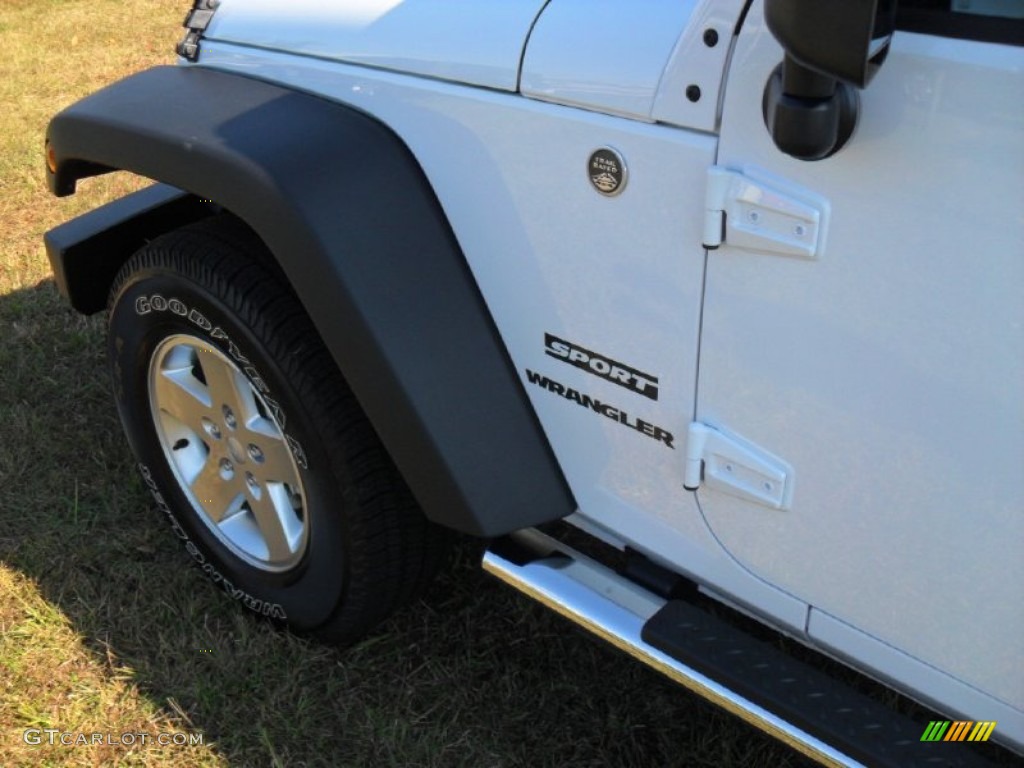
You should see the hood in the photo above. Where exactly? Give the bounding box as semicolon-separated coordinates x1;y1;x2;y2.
203;0;550;91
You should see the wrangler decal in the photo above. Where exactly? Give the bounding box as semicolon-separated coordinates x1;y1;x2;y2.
525;369;673;449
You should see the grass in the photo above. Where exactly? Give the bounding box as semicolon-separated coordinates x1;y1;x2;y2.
2;2;820;766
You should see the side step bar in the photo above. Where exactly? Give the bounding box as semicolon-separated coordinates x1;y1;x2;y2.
483;529;994;768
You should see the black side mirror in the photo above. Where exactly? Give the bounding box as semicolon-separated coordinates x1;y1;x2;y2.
763;0;896;160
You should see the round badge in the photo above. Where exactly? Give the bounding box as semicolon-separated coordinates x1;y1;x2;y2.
588;148;627;196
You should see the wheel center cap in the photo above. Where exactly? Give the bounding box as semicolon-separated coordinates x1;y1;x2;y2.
227;436;247;465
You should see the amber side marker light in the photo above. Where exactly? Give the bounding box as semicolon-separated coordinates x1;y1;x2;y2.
45;141;57;174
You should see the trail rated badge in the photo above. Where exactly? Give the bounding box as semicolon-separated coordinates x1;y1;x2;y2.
588;148;627;196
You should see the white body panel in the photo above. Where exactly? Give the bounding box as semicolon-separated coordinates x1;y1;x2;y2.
205;0;549;91
520;0;696;121
650;0;748;132
699;2;1024;743
198;39;812;636
520;0;746;131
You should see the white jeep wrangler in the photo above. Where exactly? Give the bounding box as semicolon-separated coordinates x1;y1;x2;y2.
43;1;1023;765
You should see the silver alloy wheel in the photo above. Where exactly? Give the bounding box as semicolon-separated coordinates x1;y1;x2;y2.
148;333;308;572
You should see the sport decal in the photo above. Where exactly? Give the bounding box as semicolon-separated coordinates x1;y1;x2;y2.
545;333;659;400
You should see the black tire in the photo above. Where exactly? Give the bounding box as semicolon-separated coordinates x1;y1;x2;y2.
107;217;449;643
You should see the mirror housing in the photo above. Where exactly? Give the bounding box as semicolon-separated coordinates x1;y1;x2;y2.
766;0;895;88
762;0;896;160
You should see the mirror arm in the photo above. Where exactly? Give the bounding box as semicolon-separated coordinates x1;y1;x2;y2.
763;56;859;162
782;56;836;100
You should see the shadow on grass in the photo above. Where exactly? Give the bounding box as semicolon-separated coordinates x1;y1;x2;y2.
0;279;815;768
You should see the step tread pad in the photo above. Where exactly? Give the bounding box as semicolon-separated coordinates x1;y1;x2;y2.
641;600;993;768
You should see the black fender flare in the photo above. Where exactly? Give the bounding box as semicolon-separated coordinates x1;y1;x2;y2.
46;65;574;537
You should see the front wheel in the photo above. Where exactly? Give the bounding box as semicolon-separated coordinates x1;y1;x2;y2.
107;217;448;643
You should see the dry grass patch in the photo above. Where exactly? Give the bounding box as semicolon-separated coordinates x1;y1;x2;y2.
0;568;224;767
0;0;177;295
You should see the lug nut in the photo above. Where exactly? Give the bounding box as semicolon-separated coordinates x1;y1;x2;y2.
222;405;237;429
245;472;262;499
202;418;222;439
248;444;264;463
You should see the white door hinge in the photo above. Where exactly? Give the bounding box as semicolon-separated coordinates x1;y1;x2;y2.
684;422;794;510
702;167;823;259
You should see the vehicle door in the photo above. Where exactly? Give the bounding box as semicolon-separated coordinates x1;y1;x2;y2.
696;0;1023;720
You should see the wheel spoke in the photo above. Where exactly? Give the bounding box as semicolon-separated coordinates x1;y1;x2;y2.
196;346;258;423
248;487;296;563
190;456;244;524
246;432;297;485
152;364;212;434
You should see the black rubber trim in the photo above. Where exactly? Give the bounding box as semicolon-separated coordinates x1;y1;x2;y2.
642;601;995;767
487;535;567;568
45;65;575;537
621;548;695;600
44;183;212;314
896;8;1024;47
